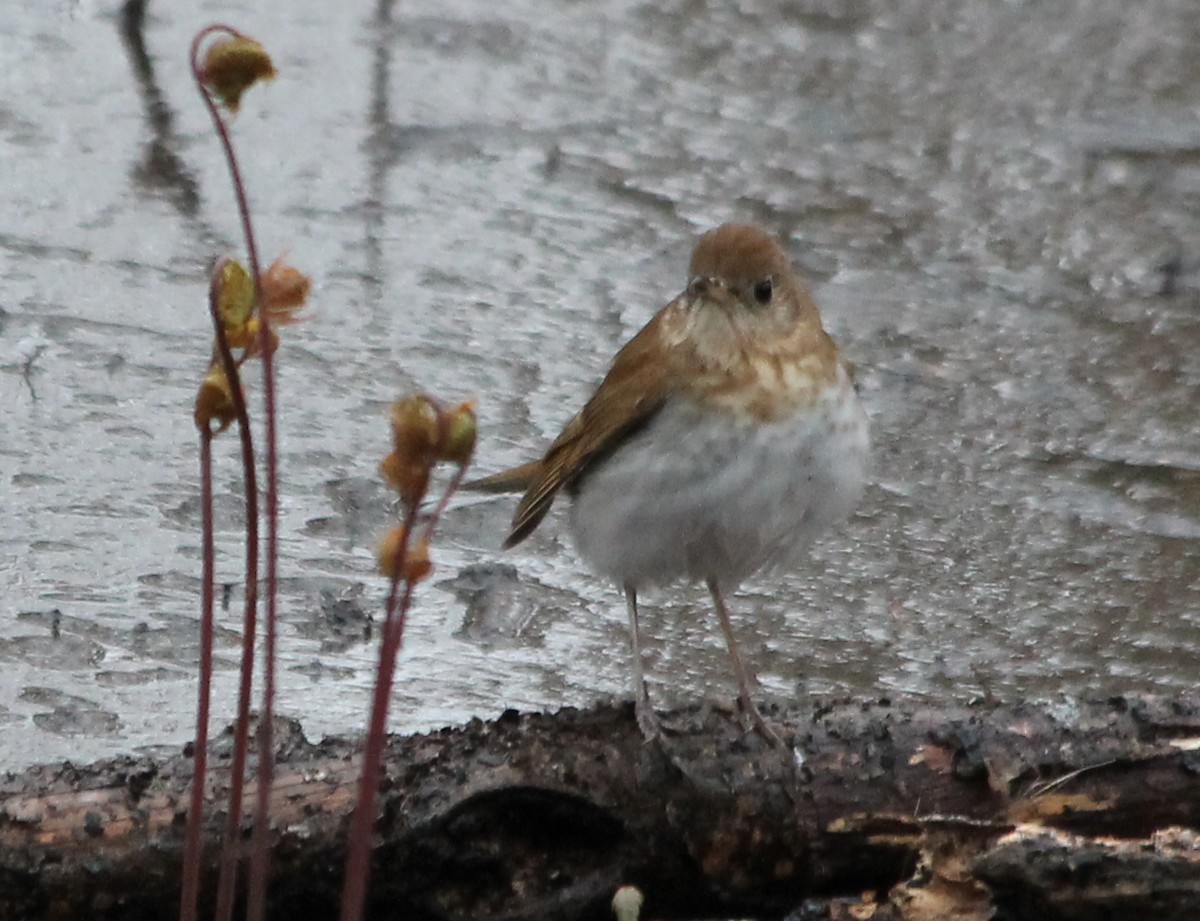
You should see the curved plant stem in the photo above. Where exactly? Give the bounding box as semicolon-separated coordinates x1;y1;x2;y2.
190;26;267;921
420;459;470;548
199;274;259;921
189;26;266;284
180;425;216;921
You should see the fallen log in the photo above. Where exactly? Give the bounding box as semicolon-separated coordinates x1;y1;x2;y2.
1;694;1199;920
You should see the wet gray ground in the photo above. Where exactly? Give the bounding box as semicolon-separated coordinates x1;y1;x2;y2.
2;0;1198;771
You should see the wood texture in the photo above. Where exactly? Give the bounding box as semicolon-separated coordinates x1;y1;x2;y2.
1;695;1198;920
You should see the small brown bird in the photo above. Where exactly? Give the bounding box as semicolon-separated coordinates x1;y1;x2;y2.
470;223;869;740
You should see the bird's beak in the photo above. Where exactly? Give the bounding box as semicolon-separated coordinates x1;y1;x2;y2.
686;276;737;311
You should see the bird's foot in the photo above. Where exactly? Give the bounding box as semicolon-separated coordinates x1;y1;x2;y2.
634;696;664;742
737;691;786;748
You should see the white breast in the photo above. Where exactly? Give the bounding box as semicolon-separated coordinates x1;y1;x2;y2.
569;369;869;589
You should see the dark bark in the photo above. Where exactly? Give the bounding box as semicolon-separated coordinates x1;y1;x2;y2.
0;695;1198;921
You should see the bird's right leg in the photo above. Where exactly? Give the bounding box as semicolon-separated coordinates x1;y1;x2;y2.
624;583;661;740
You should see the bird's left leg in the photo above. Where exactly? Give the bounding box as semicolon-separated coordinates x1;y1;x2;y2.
707;577;784;747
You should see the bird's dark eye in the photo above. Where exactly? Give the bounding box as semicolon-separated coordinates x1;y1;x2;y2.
753;278;773;305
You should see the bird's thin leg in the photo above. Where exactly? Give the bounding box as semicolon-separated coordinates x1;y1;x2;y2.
624;583;660;740
707;578;783;746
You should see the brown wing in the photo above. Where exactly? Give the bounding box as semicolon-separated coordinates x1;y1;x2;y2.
502;306;678;548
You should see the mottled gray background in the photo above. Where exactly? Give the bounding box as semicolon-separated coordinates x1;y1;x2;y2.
1;0;1198;770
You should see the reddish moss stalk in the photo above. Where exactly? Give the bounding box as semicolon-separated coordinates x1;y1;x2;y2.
189;26;272;921
180;426;217;921
340;440;472;921
338;497;418;921
189;267;261;921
